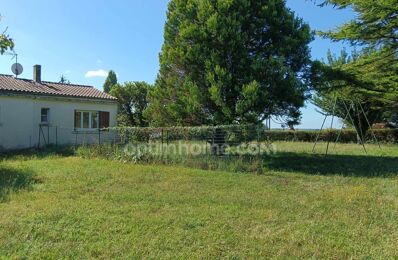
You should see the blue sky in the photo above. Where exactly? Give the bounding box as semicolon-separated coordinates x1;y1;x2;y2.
0;0;354;129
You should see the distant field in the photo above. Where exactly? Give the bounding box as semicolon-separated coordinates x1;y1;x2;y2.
0;142;397;258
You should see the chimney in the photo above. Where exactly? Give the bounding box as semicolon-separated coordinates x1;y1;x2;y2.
33;65;41;83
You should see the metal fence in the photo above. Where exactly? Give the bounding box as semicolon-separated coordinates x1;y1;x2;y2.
107;125;274;157
37;125;120;148
37;124;274;157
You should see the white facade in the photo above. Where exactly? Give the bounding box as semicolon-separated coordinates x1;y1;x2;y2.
0;94;118;150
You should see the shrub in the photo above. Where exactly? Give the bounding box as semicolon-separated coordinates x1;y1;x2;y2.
260;129;398;143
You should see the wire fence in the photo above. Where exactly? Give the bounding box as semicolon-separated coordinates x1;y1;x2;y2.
114;125;275;157
33;124;396;157
37;125;120;148
36;125;276;158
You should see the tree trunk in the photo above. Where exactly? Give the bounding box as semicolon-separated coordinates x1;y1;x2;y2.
351;112;370;144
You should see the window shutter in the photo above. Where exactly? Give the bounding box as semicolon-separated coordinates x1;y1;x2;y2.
99;111;110;129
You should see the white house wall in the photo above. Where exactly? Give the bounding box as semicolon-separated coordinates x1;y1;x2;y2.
0;95;117;150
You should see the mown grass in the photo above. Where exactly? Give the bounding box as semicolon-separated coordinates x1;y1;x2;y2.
0;142;397;258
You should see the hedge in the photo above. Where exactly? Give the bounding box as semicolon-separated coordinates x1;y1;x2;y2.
110;126;398;144
111;125;260;143
259;129;398;144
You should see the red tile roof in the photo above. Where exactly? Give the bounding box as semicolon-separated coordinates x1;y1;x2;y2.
0;74;117;101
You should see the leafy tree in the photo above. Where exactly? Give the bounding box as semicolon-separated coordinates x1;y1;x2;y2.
0;15;14;54
312;49;388;138
103;70;118;93
317;0;398;52
147;0;313;127
311;0;398;135
314;0;398;102
111;82;151;127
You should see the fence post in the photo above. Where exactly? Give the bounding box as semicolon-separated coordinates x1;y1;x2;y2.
55;126;58;147
257;127;261;157
161;128;164;159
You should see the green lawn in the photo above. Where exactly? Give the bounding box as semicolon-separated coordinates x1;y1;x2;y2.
1;142;398;258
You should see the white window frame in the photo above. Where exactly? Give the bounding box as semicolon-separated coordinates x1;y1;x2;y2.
74;110;99;131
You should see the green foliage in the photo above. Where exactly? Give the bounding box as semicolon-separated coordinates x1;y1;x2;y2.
110;82;151;127
0;34;13;54
0;16;14;54
309;0;398;139
312;0;398;111
311;49;392;137
0;165;38;202
112;124;261;143
318;0;398;51
113;125;398;144
77;144;265;174
260;129;398;143
147;0;313;126
103;70;118;93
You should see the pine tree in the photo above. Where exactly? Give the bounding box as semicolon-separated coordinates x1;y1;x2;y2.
147;0;313;126
103;70;118;93
318;0;398;52
312;50;387;137
316;0;398;98
312;0;398;131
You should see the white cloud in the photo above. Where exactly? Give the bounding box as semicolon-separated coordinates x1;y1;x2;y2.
85;69;108;78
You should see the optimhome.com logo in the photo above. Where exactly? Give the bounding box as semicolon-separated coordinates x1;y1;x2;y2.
123;141;277;157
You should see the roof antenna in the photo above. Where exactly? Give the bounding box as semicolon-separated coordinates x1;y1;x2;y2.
5;51;23;78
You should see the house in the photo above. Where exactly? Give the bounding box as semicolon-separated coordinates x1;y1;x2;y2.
0;65;118;151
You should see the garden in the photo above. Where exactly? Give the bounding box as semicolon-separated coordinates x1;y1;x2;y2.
1;141;397;258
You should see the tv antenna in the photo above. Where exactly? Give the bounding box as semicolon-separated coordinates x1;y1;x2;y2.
5;50;23;77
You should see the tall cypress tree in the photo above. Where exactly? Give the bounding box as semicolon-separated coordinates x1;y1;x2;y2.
147;0;313;126
103;70;118;93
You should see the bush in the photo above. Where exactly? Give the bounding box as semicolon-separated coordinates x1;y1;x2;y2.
260;129;398;143
75;143;265;174
111;126;398;144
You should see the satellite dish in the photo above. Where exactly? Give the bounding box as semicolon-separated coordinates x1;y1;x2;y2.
11;63;23;77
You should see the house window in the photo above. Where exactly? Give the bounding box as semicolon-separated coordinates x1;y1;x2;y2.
41;108;50;124
74;111;81;128
91;111;98;129
74;110;100;130
83;112;90;128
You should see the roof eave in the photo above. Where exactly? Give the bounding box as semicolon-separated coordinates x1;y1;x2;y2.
0;90;118;103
